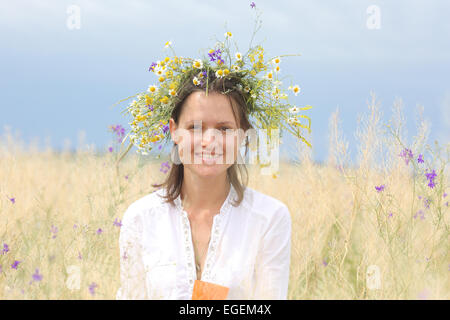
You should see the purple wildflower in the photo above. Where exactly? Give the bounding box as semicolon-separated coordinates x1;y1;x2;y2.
414;210;425;220
149;62;157;72
148;105;154;111
423;197;431;209
398;148;414;165
425;169;437;189
124;175;128;180
388;212;393;218
160;161;171;174
32;268;43;282
0;265;2;273
162;124;169;133
375;185;385;192
96;228;103;235
250;2;256;9
417;154;424;163
158;145;162;150
208;49;222;62
108;146;113;152
78;251;82;260
122;251;128;260
88;282;98;296
2;243;9;255
322;259;328;267
73;224;78;229
11;260;21;269
50;225;58;239
7;196;15;204
443;192;447;198
110;124;126;143
113;218;122;227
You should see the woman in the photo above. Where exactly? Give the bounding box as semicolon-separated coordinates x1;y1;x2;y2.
116;71;292;300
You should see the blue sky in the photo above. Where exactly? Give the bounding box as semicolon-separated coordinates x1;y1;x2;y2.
1;0;449;165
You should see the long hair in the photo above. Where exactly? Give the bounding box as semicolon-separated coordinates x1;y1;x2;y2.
152;69;253;207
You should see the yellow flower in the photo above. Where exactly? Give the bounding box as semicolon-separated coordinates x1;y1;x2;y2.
250;70;256;76
159;76;165;82
164;41;172;48
224;31;232;39
193;59;203;69
223;69;230;76
160;96;169;104
235;52;242;61
145;94;153;105
164;57;170;63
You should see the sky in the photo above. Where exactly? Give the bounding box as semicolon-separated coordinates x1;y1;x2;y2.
1;0;449;165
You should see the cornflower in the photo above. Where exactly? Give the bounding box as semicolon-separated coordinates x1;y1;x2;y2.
399;148;414;165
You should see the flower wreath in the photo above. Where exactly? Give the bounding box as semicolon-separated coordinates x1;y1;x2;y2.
113;3;313;163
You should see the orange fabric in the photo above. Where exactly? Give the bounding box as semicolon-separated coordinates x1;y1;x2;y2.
191;280;229;300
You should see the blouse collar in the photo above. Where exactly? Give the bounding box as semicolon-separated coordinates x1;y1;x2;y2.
174;183;237;216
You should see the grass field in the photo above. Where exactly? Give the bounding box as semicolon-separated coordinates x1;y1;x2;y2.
1;93;448;299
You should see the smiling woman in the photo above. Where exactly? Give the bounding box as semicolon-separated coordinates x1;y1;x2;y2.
116;69;293;300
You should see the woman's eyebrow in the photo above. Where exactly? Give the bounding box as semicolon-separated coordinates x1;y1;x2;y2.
185;120;235;126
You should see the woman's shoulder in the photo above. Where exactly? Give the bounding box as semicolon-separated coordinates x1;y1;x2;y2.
242;186;290;218
123;188;168;219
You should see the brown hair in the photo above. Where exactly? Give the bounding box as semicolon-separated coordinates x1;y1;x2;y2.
152;69;253;208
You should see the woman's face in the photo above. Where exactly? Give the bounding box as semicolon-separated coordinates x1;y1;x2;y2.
169;91;244;178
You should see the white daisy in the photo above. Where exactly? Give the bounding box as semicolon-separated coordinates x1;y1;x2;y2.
192;59;203;69
224;31;233;39
232;65;240;71
235;52;242;61
215;69;225;78
193;77;200;86
291;84;301;96
147;85;158;93
289;106;300;113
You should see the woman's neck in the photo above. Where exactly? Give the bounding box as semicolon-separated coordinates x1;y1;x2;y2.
180;172;230;215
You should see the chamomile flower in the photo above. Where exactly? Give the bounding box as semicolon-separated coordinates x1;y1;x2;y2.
288;84;301;96
147;85;158;94
273;65;281;73
232;65;240;71
264;71;274;81
192;59;203;69
215;69;225;78
271;57;281;65
193;77;201;86
289;106;300;113
169;89;177;97
235;52;243;61
224;31;233;39
154;67;166;77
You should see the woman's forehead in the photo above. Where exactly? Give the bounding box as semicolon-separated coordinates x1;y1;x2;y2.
180;92;238;124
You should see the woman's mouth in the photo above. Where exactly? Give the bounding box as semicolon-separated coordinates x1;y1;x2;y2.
194;153;223;164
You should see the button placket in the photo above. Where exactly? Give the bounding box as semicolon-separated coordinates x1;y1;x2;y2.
174;185;237;294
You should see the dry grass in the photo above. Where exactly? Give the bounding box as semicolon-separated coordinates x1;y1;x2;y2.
0;92;448;299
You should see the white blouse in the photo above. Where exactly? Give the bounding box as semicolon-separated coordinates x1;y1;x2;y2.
116;183;291;300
